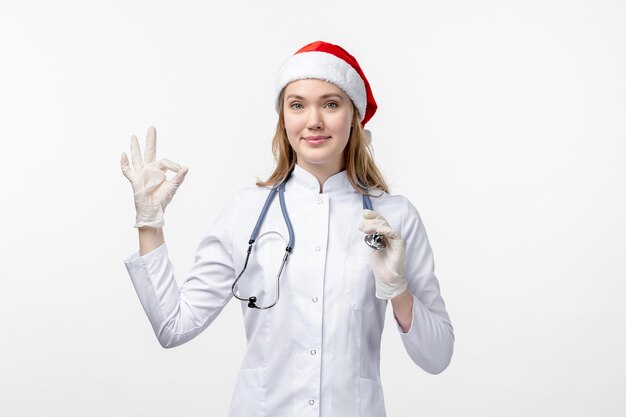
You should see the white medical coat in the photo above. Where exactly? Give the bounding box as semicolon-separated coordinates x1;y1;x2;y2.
123;164;454;417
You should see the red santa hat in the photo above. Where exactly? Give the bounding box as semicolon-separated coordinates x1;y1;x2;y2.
275;40;377;142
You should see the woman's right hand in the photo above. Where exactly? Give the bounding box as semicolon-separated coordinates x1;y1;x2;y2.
120;126;188;228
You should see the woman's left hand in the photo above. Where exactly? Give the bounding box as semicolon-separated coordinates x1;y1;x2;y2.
357;209;408;300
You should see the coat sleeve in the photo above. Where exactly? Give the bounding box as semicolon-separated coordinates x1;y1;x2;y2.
123;191;239;349
394;197;455;374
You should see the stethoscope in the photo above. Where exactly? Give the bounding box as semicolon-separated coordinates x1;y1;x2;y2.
231;165;386;310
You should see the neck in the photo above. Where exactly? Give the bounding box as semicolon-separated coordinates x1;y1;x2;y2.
296;160;345;193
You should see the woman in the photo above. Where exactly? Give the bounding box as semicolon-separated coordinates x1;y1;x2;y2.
121;40;454;417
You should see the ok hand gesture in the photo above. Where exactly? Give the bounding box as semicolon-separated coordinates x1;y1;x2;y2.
120;126;188;228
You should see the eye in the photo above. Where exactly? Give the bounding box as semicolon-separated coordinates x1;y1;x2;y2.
290;102;303;109
325;102;338;109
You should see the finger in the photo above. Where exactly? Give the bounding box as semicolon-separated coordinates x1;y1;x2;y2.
170;167;189;188
358;219;400;240
361;210;397;236
144;126;157;164
362;211;390;235
130;134;142;169
358;218;387;233
120;152;134;181
157;158;183;173
363;209;385;220
369;224;400;240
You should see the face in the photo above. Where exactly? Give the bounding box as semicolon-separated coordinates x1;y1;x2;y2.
283;79;354;173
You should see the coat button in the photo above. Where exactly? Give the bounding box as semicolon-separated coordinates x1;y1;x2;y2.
316;197;323;204
312;297;318;303
309;399;315;405
315;245;321;251
310;349;316;355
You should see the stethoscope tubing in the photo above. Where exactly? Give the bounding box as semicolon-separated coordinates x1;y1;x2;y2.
232;166;381;309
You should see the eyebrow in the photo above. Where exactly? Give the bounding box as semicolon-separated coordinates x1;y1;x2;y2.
286;93;344;101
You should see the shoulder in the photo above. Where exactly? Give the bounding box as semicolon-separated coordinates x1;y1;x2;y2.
367;189;424;231
221;186;275;212
367;188;418;214
229;185;272;199
209;186;270;231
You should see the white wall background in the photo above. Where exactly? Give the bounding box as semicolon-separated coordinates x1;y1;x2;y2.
1;0;624;416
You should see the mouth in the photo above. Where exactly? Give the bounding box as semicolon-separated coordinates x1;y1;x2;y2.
303;136;331;145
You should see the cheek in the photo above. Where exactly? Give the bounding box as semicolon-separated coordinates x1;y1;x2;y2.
330;114;352;136
284;114;301;131
283;118;302;145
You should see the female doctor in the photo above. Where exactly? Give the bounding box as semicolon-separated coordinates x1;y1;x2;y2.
121;40;454;417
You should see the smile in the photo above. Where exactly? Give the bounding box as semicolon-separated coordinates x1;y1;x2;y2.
303;136;330;145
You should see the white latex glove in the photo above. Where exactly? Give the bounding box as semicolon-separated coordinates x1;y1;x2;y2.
120;126;188;228
357;209;408;300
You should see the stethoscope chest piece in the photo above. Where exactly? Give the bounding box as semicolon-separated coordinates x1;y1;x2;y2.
364;233;386;250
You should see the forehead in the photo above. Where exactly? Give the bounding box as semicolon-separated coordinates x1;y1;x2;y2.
284;78;348;99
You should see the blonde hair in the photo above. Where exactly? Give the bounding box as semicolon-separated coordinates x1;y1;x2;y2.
255;88;390;197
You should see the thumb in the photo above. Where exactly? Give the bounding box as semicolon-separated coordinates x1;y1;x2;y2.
362;209;380;219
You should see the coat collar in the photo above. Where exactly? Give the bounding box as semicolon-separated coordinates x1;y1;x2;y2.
285;163;354;195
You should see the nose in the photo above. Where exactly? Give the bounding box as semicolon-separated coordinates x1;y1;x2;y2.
307;107;324;130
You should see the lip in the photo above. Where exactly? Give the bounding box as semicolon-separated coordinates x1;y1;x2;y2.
303;136;330;146
304;135;331;140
